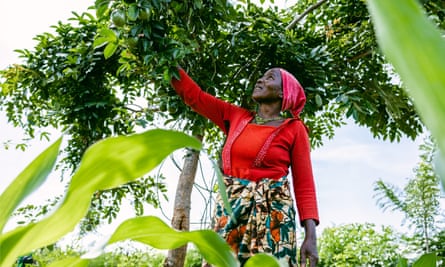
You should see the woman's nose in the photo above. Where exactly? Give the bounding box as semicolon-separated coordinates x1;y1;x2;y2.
256;77;264;85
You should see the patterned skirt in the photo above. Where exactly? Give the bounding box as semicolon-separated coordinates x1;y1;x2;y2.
211;175;297;266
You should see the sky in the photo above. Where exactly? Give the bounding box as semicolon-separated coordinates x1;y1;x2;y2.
0;0;427;241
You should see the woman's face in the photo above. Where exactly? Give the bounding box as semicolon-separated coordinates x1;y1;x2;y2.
251;68;282;103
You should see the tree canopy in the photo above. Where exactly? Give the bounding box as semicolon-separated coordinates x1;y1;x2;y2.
1;0;443;228
374;136;444;254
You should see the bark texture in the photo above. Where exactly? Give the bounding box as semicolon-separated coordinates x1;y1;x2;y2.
164;140;201;267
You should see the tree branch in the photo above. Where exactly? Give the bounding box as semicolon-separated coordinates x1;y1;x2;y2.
286;0;329;30
347;49;373;62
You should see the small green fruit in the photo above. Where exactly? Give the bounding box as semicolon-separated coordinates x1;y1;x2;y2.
139;7;151;21
111;10;126;27
127;37;139;51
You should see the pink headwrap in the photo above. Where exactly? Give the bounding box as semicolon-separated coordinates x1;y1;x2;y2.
279;68;306;117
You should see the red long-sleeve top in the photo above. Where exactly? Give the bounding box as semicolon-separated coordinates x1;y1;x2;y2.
171;68;319;225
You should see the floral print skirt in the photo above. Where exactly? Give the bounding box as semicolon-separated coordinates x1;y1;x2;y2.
211;175;297;266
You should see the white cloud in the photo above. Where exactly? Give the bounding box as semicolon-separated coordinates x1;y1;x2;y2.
310;122;422;231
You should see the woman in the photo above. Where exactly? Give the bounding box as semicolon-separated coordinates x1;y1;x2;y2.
171;67;319;267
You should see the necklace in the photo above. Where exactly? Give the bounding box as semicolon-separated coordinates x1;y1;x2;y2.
254;113;283;124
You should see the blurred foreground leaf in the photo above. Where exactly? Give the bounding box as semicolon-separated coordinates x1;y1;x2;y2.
106;216;238;267
0;129;201;266
367;0;445;189
0;138;61;232
412;252;437;267
244;253;281;267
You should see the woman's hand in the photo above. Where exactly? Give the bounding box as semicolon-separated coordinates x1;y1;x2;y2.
300;219;318;267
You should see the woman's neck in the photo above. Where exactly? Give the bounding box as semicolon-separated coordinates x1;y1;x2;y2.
256;103;282;119
254;103;284;126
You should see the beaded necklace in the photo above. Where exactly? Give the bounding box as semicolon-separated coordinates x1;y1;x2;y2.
253;113;284;124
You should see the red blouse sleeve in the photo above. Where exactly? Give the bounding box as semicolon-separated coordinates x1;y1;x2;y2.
170;68;242;134
291;121;320;226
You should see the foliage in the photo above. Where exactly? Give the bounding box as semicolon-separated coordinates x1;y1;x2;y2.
81;174;167;233
429;229;445;261
1;0;444;265
0;129;284;267
374;137;442;253
367;0;445;264
2;0;443;231
0;138;61;232
0;12;126;171
3;0;439;160
32;245;202;266
0;129;202;266
12;196;62;225
317;223;400;266
293;0;423;142
370;1;445;258
184;249;204;267
0;11;167;231
32;245;81;266
367;0;445;188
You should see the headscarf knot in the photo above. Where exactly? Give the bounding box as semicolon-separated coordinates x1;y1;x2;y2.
279;68;306;117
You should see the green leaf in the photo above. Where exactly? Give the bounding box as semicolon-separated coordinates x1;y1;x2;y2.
104;42;118;59
434;150;445;190
193;0;203;9
245;253;281;267
212;160;236;224
315;94;323;107
47;257;89;267
163;68;171;82
413;253;436;267
106;216;238;267
367;0;445;176
396;257;408;267
93;37;109;49
127;4;139;21
0;138;62;232
0;129;201;266
95;0;110;19
99;28;117;42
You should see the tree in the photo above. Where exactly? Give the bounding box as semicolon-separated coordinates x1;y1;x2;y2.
367;0;445;265
1;0;444;265
374;136;443;254
317;223;400;266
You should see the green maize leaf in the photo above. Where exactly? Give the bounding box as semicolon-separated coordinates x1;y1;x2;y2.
367;0;445;187
46;257;89;267
106;216;239;267
396;257;408;267
413;252;436;267
212;160;235;224
434;150;445;188
245;253;281;267
0;129;201;266
0;138;62;232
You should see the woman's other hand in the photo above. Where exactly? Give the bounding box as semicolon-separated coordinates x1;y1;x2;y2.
300;219;318;267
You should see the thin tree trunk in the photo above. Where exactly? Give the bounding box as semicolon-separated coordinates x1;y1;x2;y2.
423;218;430;253
164;136;202;267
